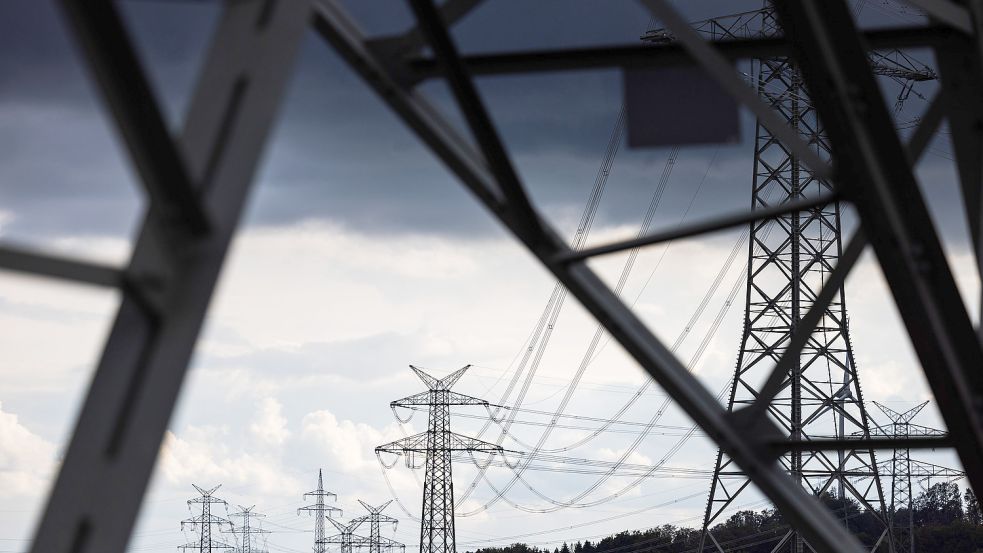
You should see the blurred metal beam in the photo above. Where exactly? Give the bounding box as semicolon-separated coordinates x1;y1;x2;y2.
405;0;544;240
29;2;311;552
57;0;210;236
404;26;950;82
0;244;122;287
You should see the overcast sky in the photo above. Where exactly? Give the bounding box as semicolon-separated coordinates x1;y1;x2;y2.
0;1;978;553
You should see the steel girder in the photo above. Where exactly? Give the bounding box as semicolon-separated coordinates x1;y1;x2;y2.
2;1;981;552
21;1;312;552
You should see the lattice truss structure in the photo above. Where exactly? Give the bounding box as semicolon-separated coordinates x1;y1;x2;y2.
228;505;270;553
869;402;959;553
179;485;234;553
645;7;937;553
298;470;343;553
319;501;405;553
5;1;983;553
377;366;504;553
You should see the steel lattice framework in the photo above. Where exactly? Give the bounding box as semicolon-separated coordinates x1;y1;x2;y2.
377;366;504;553
350;500;406;553
322;519;365;553
228;505;270;553
298;470;343;553
179;485;234;553
645;8;898;552
645;10;938;552
700;37;891;549
870;402;951;553
8;2;983;553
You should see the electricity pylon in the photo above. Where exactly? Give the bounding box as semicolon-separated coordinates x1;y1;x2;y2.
350;500;404;553
227;505;269;553
870;402;948;553
179;484;235;552
649;7;928;553
298;469;343;553
376;365;504;553
320;519;369;553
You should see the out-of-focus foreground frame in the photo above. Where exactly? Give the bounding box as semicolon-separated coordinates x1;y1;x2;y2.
1;1;980;552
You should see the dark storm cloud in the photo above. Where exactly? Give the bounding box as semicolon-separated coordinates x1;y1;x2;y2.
0;0;971;249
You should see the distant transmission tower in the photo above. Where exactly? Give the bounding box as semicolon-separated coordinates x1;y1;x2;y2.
377;365;504;553
351;500;404;553
298;469;343;553
648;7;932;553
179;484;235;552
870;401;949;553
321;518;365;553
228;505;270;553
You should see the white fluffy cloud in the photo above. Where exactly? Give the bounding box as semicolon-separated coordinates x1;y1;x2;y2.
0;401;56;497
250;397;291;447
159;423;301;496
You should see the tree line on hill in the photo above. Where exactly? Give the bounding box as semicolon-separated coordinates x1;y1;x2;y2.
469;483;983;553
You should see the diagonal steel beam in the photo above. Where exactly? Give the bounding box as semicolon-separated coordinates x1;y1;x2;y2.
405;0;544;240
58;0;210;236
935;25;983;333
313;2;869;551
772;0;983;499
29;2;311;552
368;0;484;59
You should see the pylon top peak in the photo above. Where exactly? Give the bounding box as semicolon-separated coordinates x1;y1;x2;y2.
328;517;357;533
874;400;930;423
191;483;221;497
409;364;471;391
358;499;394;514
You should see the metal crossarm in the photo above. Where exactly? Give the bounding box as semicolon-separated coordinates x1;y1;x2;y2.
377;431;505;455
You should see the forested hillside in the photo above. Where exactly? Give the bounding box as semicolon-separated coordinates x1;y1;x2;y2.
470;483;983;553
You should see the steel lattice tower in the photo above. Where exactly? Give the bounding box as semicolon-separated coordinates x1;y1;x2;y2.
351;500;405;553
179;485;235;553
694;9;889;553
321;519;363;553
870;402;949;553
299;469;343;553
377;365;503;553
641;7;936;553
228;505;270;553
